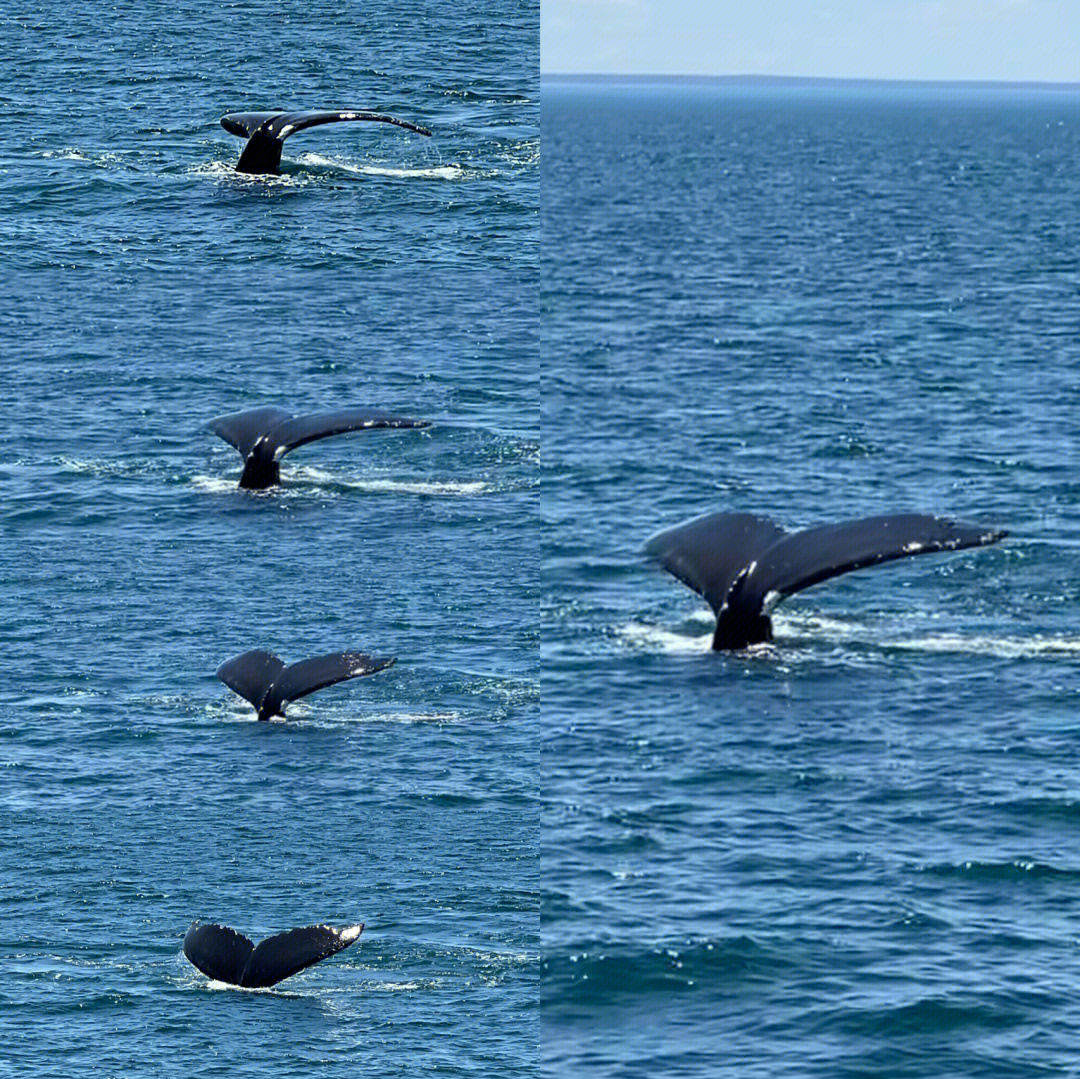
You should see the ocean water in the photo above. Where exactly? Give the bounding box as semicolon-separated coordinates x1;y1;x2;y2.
542;79;1080;1076
3;2;537;1076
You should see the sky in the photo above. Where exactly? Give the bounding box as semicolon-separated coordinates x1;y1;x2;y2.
541;0;1080;82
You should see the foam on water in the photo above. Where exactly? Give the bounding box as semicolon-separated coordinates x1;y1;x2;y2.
37;148;134;169
362;710;463;724
189;474;265;495
192;465;492;496
887;631;1080;659
343;476;491;495
280;710;469;730
780;613;1080;659
617;621;713;654
199;979;299;995
186;161;312;187
56;456;143;478
298;153;466;180
621;610;1080;661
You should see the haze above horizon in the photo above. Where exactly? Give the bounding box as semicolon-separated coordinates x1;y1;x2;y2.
542;0;1080;83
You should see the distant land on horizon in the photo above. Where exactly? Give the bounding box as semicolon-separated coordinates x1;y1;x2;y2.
541;73;1080;91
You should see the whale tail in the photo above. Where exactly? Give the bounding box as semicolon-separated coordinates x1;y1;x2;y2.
208;406;430;489
220;110;433;174
217;649;396;720
645;512;1007;650
184;921;363;988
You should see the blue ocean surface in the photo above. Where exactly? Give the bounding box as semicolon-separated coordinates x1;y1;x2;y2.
543;78;1080;1076
3;2;537;1076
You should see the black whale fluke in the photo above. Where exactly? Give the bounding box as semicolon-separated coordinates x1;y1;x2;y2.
220;110;433;174
217;649;395;720
184;921;363;988
208;406;430;489
645;511;1007;650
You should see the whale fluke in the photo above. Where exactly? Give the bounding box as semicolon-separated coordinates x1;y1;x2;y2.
645;512;1007;650
184;921;363;988
217;649;395;720
220;110;433;174
209;406;430;489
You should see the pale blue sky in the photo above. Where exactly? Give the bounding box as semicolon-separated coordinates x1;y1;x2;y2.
541;0;1080;81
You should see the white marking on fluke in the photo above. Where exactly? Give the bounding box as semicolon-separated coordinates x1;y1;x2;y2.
338;925;362;943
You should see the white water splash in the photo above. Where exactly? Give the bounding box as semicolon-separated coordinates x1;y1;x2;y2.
617;622;713;654
207;698;463;727
38;148;130;169
189;474;253;495
780;612;1080;658
289;710;466;730
40;148;90;161
887;633;1080;659
622;610;1080;661
775;612;867;642
186;161;310;187
56;456;135;477
192;465;491;496
362;711;462;724
201;979;290;994
461;946;536;966
343;476;490;496
298;153;465;180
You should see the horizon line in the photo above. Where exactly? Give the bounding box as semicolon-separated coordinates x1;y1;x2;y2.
541;73;1080;91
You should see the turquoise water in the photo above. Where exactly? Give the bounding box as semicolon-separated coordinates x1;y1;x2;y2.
542;79;1080;1076
4;2;537;1076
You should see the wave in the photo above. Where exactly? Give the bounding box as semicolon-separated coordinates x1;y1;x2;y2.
545;936;786;1007
920;858;1080;881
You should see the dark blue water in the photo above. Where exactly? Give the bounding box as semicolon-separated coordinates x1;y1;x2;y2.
542;78;1080;1077
3;2;537;1076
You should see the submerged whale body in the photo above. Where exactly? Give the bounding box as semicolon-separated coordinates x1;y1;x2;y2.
184;921;362;988
220;110;433;174
645;511;1007;650
209;406;430;489
217;649;395;720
